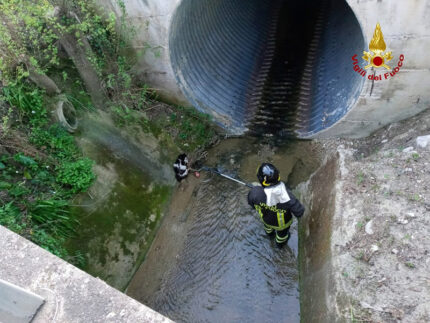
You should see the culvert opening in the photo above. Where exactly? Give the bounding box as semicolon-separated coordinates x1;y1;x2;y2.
169;0;365;137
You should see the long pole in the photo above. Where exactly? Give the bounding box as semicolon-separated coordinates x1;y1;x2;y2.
200;167;253;188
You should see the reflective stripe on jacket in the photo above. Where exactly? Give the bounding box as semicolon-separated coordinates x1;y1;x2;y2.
247;182;304;231
254;204;293;230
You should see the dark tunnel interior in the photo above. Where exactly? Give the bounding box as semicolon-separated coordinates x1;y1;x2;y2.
169;0;365;138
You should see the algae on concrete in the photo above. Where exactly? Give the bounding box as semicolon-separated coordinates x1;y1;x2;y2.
65;111;175;291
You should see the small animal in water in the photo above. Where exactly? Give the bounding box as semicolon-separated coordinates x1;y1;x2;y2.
173;153;189;182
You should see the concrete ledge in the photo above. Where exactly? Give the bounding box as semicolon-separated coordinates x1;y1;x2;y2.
0;279;44;323
0;226;172;323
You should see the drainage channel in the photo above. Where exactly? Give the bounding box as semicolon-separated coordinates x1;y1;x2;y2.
127;138;322;322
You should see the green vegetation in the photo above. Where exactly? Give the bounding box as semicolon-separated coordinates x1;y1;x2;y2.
403;233;411;240
407;193;421;202
2;83;46;126
0;0;217;149
0;0;217;266
0;0;125;82
405;262;415;269
152;105;217;152
356;171;365;185
56;159;95;194
0;1;134;263
110;94;217;153
0;83;94;265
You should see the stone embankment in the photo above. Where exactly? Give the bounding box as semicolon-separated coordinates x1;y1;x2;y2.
299;108;430;322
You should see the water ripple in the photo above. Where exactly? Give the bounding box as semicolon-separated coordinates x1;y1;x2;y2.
153;177;299;322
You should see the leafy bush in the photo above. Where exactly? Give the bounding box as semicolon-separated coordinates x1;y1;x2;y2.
0;0;127;81
0;197;80;262
0;82;94;267
30;124;78;159
56;158;95;193
0;0;60;81
8;183;31;198
14;153;38;169
0;201;70;259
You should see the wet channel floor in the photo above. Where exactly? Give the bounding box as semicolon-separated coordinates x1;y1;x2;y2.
154;179;299;322
128;138;321;322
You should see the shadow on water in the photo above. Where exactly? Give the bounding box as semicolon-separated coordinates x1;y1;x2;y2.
133;138;321;322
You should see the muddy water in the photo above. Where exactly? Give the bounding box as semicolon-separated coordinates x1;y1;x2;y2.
128;138;321;322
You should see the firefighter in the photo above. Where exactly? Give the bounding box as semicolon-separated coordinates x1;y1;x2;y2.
248;163;304;247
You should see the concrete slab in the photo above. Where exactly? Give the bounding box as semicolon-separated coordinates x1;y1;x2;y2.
0;279;44;323
0;225;172;323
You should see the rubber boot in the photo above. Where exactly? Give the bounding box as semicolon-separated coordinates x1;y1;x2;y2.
276;232;290;248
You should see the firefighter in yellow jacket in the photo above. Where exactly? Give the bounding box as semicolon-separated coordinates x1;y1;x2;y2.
248;163;304;247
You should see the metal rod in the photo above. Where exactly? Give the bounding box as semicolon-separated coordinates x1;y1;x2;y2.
200;167;253;188
217;173;252;188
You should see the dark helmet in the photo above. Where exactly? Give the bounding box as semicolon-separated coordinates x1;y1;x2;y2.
257;163;280;187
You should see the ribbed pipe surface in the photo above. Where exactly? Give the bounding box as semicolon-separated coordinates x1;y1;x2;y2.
169;0;364;137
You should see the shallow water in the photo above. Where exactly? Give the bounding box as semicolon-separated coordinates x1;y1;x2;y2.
136;138;321;322
152;177;300;322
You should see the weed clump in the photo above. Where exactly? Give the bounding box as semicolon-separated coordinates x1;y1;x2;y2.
0;82;94;266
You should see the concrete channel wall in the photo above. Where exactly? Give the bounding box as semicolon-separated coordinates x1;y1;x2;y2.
0;225;172;322
96;0;187;105
297;153;340;322
98;0;430;138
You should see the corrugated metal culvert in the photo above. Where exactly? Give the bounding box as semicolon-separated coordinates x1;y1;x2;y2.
169;0;365;138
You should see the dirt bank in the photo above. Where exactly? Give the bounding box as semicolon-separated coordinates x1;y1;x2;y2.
299;108;430;322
